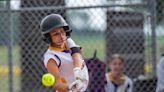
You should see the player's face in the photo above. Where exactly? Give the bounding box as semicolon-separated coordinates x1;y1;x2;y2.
49;27;67;46
110;58;124;76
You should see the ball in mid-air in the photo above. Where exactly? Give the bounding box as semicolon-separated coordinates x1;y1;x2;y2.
42;73;55;87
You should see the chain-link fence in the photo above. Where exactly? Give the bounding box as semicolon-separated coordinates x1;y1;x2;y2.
0;0;163;92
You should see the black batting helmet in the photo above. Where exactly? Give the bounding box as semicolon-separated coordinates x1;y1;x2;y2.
40;14;72;43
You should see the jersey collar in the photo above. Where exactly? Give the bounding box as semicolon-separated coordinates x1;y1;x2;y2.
48;45;70;53
108;72;125;85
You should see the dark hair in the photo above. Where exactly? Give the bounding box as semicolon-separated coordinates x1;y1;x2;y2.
109;54;124;63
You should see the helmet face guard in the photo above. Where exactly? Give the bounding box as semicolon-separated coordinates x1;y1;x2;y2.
40;14;72;44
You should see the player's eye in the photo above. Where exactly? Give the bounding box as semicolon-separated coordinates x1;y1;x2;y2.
61;31;66;35
53;32;65;36
53;33;61;36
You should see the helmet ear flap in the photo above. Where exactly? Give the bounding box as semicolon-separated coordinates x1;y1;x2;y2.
66;30;72;37
63;26;72;37
42;34;52;44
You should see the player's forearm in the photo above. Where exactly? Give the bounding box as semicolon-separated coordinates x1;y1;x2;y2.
72;53;84;68
67;38;84;68
47;60;69;92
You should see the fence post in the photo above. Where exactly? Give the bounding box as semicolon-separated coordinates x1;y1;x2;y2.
6;0;13;92
149;0;157;76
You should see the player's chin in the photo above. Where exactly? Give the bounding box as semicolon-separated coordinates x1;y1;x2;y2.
56;41;65;46
115;71;123;75
113;70;122;74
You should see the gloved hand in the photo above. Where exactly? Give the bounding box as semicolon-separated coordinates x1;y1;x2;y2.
73;67;87;82
68;67;88;92
69;79;84;92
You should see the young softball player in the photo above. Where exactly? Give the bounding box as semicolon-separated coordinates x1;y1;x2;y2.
105;54;133;92
40;14;89;92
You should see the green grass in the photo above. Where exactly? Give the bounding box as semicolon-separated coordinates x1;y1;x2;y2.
156;36;164;62
0;46;20;65
0;46;20;92
72;32;105;59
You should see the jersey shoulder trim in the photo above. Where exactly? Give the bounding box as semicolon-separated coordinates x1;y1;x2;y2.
44;51;62;68
54;54;61;67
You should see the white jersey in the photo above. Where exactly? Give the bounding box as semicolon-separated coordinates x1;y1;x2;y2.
43;46;89;91
105;73;133;92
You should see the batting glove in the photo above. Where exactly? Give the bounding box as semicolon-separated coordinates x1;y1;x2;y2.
69;79;84;92
73;67;87;82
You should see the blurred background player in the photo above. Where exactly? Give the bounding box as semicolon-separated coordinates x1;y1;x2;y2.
156;53;164;92
105;54;133;92
40;14;89;92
